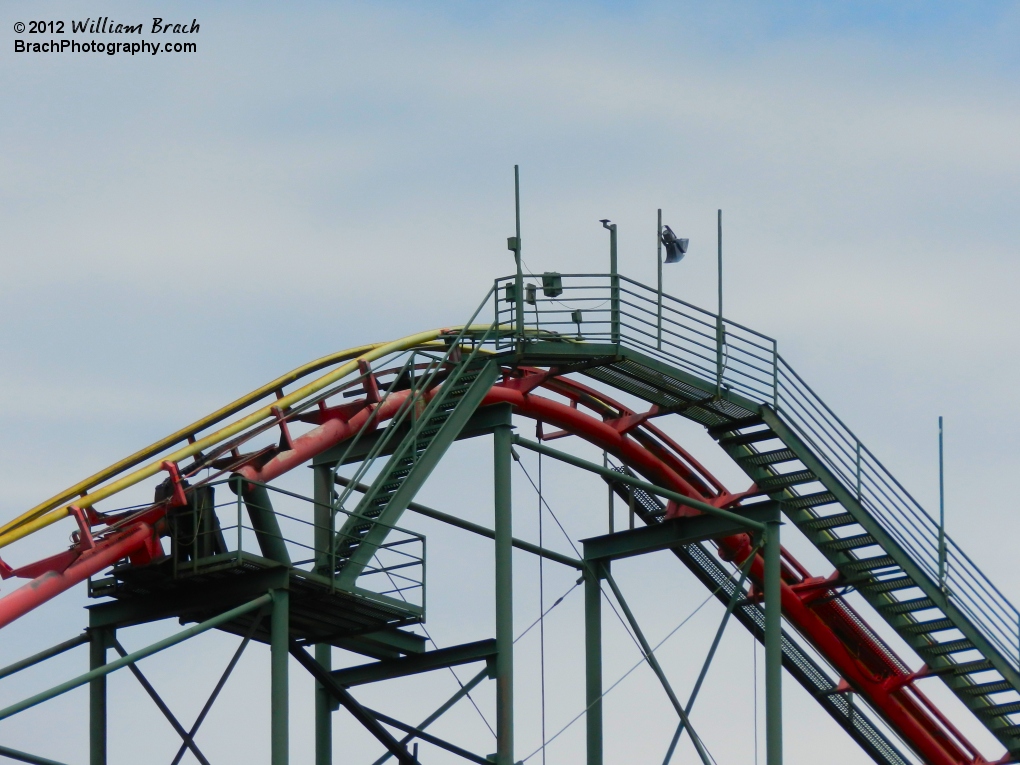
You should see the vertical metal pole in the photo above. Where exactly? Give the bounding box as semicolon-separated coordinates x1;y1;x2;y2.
604;452;614;535
607;223;620;344
313;466;333;765
764;520;783;765
271;588;290;765
716;209;724;397
657;208;663;350
938;416;946;592
856;441;862;502
493;423;515;765
514;165;524;342
772;339;779;409
584;562;603;765
89;625;107;765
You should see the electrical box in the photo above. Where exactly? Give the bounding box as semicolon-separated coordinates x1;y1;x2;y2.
542;272;563;297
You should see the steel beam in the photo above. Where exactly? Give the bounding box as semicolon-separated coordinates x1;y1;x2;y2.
313;464;334;765
582;504;777;562
764;519;783;765
0;744;70;765
88;624;107;765
493;417;515;765
334;474;582;570
289;644;417;765
601;569;712;765
512;435;765;531
584;560;603;765
361;706;491;765
240;482;291;565
271;588;290;765
371;666;490;765
331;640;496;687
1;595;271;722
0;633;87;682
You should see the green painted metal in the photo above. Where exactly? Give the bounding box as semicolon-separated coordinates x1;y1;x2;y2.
289;644;417;765
371;666;490;765
360;705;490;765
89;624;107;765
0;633;87;682
330;639;496;687
663;551;756;763
582;504;777;562
1;595;271;722
764;519;783;765
334;474;582;570
754;408;1020;751
313;465;334;765
271;588;290;765
657;208;663;351
584;561;603;765
493;418;515;765
512;435;765;531
0;744;70;765
601;568;712;765
938;415;946;591
716;209;723;398
241;482;291;565
336;359;500;588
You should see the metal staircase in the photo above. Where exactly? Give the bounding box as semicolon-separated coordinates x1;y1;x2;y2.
493;271;1020;761
712;409;1020;755
332;355;499;589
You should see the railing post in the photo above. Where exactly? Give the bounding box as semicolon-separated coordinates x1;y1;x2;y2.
271;588;290;765
602;220;620;344
585;560;603;765
856;442;862;502
657;208;663;351
772;340;779;410
493;417;515;765
764;520;783;765
716;209;724;397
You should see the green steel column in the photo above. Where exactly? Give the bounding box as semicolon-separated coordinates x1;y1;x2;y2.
271;588;290;765
657;208;663;350
584;562;603;765
241;482;291;565
513;165;524;341
764;520;783;765
313;466;333;765
89;626;107;765
716;209;724;397
493;423;515;765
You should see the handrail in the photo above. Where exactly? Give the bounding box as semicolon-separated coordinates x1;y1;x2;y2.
490;272;1020;671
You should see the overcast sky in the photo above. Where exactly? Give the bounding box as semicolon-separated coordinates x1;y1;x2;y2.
1;2;1019;764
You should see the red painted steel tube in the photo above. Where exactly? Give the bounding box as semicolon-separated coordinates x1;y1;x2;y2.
0;524;153;630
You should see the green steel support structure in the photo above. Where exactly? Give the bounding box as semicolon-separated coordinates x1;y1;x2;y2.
313;464;334;765
493;413;515;765
271;588;290;765
89;621;107;765
765;519;783;765
584;560;603;765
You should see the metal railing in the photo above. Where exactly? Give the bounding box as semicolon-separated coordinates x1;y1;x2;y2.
164;478;426;610
490;272;1020;671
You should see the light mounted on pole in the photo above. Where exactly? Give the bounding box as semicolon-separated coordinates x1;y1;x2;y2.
657;212;689;349
600;219;620;344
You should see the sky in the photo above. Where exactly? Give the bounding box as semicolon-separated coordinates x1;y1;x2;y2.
1;1;1019;764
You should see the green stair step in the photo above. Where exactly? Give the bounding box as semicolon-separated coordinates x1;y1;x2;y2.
741;448;798;467
925;639;974;656
902;618;954;636
933;659;994;676
786;491;838;510
961;681;1014;697
707;417;765;437
803;512;856;532
978;701;1020;718
859;576;915;593
718;429;778;447
822;533;877;552
881;597;935;615
844;556;898;574
760;470;817;491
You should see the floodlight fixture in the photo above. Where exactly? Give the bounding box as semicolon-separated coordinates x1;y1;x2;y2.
661;225;689;264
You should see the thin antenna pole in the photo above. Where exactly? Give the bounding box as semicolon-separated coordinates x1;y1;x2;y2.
938;416;946;591
715;209;724;397
514;166;524;340
657;209;663;350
